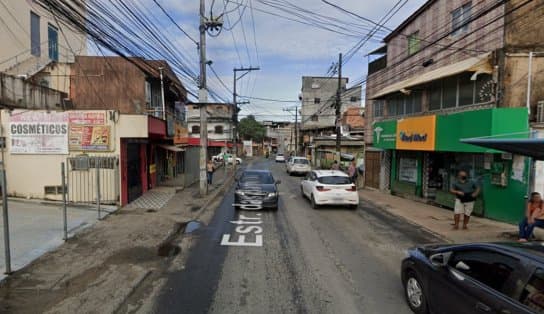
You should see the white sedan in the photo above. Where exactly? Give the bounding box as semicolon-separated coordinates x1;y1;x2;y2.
300;170;358;209
275;153;285;163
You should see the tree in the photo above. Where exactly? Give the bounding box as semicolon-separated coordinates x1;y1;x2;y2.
238;115;266;142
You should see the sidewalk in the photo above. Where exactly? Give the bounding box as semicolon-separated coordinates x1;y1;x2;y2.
0;200;116;279
0;166;234;313
359;189;518;243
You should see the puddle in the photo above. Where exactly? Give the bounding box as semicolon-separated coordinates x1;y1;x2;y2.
146;209;157;213
184;220;203;234
190;205;201;212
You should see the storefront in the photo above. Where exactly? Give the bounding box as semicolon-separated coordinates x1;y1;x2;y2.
373;107;529;223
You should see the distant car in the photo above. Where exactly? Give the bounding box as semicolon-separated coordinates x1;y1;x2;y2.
286;157;311;175
227;156;242;165
300;170;358;209
234;170;281;210
401;242;544;314
275;153;285;163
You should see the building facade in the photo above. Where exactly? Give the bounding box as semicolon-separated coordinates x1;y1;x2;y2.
365;0;544;223
300;76;363;160
0;0;86;92
186;103;234;156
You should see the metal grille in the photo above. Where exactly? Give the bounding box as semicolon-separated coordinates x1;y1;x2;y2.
382;150;392;191
66;155;119;205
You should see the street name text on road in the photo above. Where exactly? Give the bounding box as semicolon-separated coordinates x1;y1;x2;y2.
221;214;263;247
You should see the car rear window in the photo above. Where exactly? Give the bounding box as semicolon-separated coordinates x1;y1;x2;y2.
317;176;351;185
294;159;309;164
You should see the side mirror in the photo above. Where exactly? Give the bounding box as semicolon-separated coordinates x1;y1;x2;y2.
276;180;282;185
430;252;450;267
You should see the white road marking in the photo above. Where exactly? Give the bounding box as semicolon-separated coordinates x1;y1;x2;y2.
220;213;263;247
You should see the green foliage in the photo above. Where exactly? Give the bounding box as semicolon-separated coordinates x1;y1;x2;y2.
238;115;266;142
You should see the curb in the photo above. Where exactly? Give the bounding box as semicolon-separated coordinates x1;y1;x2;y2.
112;269;153;313
358;194;452;243
195;174;236;220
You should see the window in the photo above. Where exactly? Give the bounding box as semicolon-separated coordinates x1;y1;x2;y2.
191;125;200;134
458;73;474;106
442;76;458;108
314;98;321;104
374;100;384;117
350;96;358;102
214;125;224;134
448;249;519;295
452;3;472;36
311;115;318;122
48;24;58;61
317;176;351;185
429;81;442;111
30;12;40;57
521;268;544;312
408;31;420;55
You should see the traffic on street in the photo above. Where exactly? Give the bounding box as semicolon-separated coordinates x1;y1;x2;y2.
153;157;442;313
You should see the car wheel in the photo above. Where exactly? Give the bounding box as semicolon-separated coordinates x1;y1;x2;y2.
404;270;428;314
311;195;319;209
236;160;240;165
300;186;305;198
349;204;358;210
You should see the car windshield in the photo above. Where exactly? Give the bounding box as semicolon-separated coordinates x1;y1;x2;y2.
277;154;283;156
317;176;351;185
240;172;275;184
294;159;309;164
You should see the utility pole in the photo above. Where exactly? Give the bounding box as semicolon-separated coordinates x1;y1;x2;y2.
335;53;342;161
198;0;208;196
159;67;166;120
282;106;299;155
232;67;260;172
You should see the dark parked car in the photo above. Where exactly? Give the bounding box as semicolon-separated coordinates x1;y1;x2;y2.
234;170;280;210
402;242;544;314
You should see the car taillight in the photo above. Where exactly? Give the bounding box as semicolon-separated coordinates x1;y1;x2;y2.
316;186;331;192
346;185;356;192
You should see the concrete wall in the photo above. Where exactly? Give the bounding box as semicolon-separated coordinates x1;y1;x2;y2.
184;146;200;186
0;1;86;72
0;110;147;201
301;77;348;130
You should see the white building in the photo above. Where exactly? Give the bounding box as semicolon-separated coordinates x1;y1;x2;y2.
186;103;234;155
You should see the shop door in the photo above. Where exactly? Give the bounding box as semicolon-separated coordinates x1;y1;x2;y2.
366;151;381;189
127;143;142;202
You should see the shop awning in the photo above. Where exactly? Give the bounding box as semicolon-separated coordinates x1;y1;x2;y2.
159;144;185;152
370;53;493;99
461;138;544;160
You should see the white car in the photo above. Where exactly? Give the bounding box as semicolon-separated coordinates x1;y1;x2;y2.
275;153;285;163
286;157;311;175
227;156;242;165
300;170;358;209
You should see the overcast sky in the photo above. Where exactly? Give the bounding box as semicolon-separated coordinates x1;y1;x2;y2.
107;0;428;121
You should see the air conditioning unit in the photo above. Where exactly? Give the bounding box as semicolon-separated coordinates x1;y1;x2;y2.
537;101;544;123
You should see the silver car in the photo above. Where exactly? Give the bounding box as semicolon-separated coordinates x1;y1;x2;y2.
286;157;311;175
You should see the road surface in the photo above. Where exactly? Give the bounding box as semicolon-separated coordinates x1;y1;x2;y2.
154;158;441;313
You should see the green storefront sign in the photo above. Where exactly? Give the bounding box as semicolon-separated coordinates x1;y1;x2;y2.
435;107;529;152
373;120;397;149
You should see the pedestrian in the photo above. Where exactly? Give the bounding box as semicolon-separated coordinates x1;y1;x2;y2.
450;170;480;230
207;158;215;185
331;160;340;170
348;160;357;184
519;192;544;242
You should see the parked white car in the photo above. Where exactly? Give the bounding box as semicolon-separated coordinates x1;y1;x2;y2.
286;157;311;175
300;170;358;209
212;153;241;164
275;153;285;163
227;156;242;165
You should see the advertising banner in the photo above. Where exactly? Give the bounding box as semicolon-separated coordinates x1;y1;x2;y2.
173;123;188;144
10;111;68;154
69;125;111;151
68;112;105;125
372;120;397;149
396;115;436;151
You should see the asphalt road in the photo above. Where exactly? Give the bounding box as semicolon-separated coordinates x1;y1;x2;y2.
154;158;441;314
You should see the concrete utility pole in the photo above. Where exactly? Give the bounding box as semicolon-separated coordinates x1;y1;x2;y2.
232;67;260;172
159;67;166;120
199;0;208;196
282;106;299;155
335;53;342;160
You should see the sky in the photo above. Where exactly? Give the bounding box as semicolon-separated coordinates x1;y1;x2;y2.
93;0;428;121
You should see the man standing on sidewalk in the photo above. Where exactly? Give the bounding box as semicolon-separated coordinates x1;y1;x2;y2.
207;159;215;185
450;170;480;230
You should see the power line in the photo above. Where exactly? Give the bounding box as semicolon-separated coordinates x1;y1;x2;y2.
151;0;198;44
